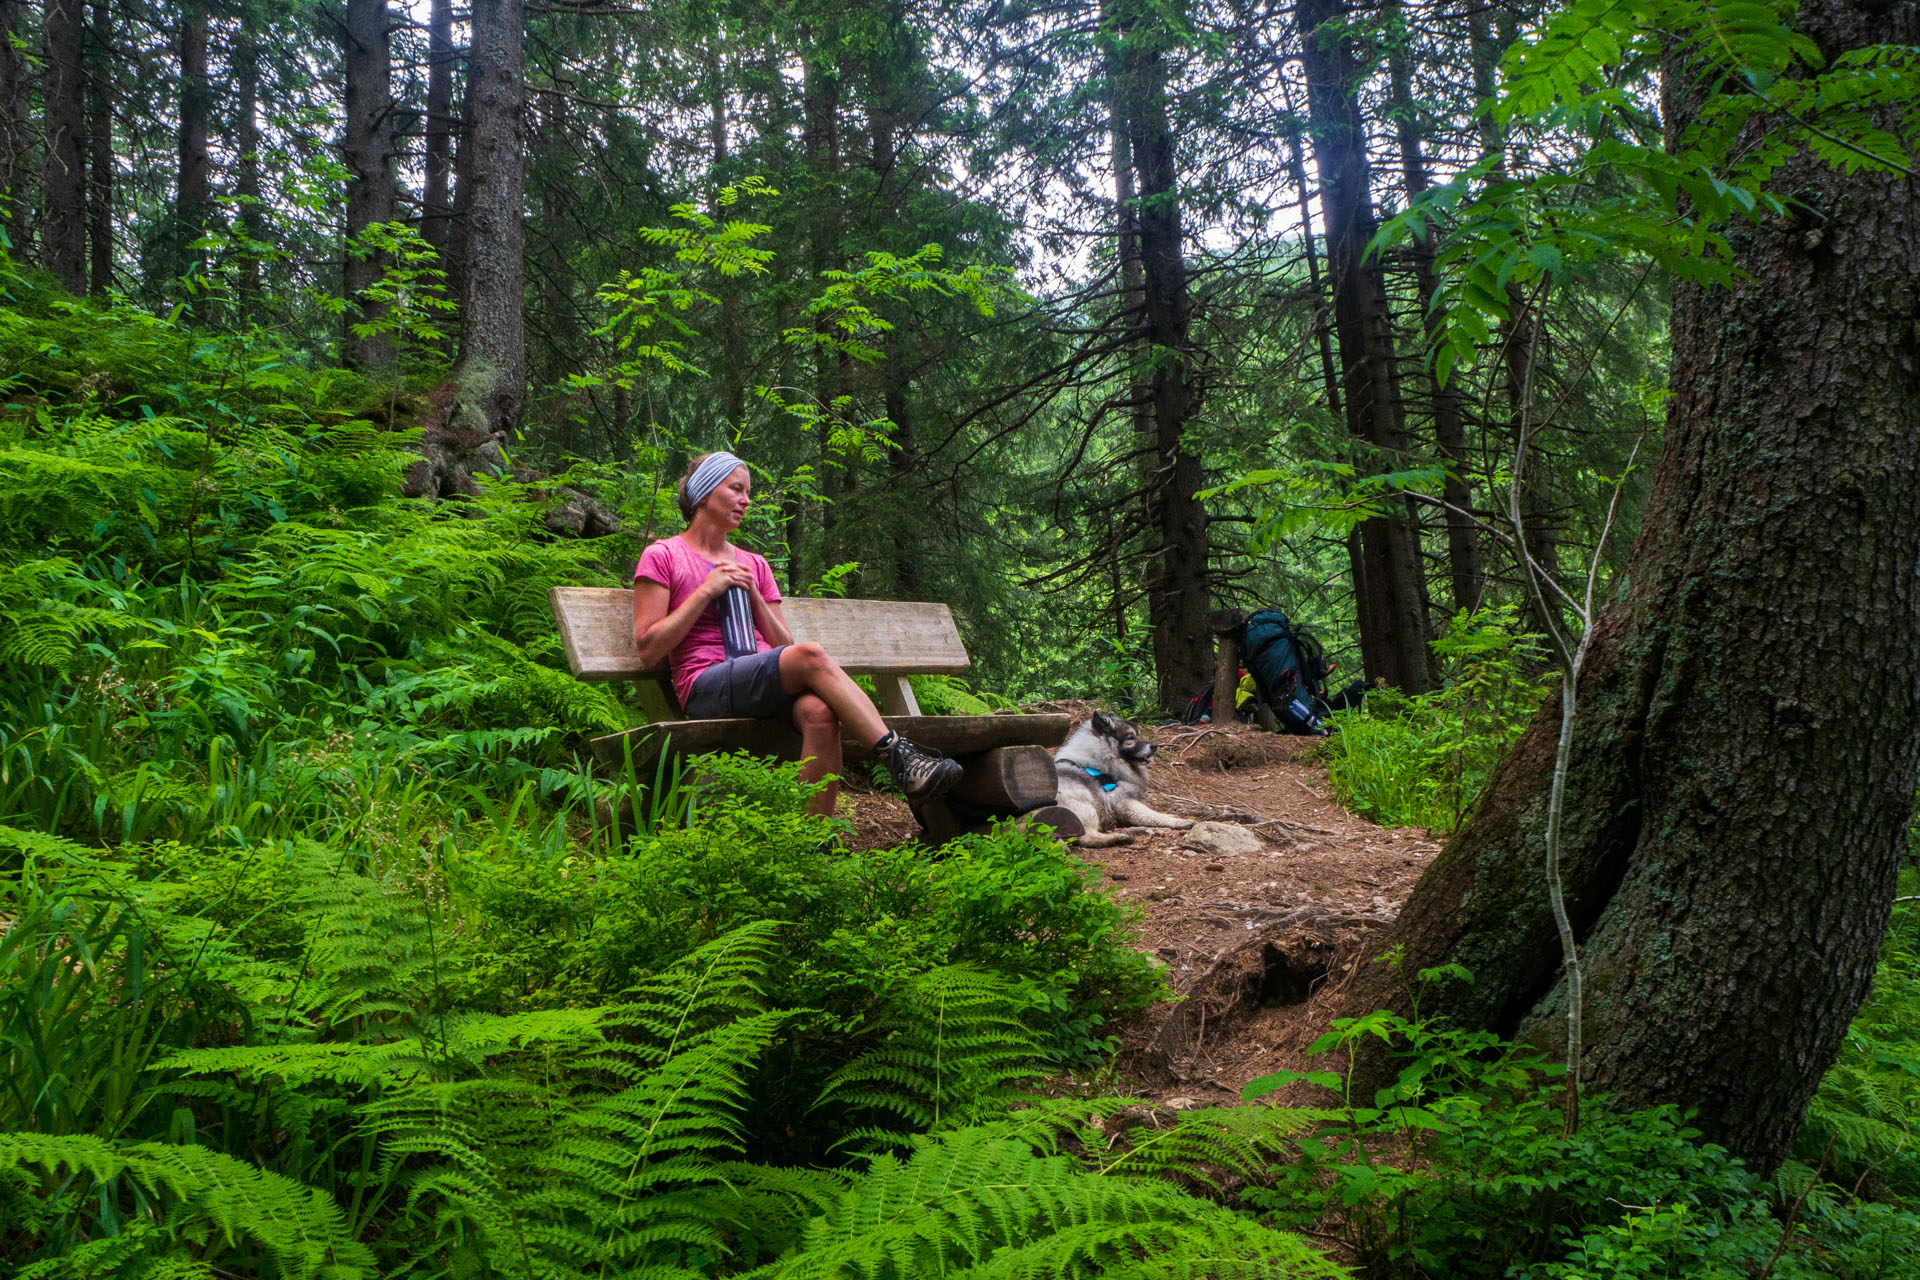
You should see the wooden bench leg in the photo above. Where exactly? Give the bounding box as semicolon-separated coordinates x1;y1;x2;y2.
909;796;970;844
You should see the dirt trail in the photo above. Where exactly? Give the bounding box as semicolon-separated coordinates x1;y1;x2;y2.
843;712;1440;1108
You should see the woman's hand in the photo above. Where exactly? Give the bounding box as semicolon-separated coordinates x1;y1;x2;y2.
697;560;755;602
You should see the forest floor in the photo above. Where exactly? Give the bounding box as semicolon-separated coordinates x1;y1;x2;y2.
840;705;1442;1108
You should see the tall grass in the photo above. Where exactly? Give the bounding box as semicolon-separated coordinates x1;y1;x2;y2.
1318;605;1553;833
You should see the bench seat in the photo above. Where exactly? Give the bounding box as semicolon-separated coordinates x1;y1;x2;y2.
549;586;1073;836
589;713;1070;769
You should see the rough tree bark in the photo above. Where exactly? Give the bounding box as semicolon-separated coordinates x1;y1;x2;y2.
1297;0;1433;692
1093;2;1155;644
1469;8;1560;616
177;0;210;278
445;0;525;439
869;12;926;601
422;0;454;258
1114;10;1213;716
800;43;847;572
41;0;86;292
85;0;110;294
445;7;472;319
1344;0;1920;1174
342;0;397;369
1276;80;1364;633
709;35;748;427
235;26;264;317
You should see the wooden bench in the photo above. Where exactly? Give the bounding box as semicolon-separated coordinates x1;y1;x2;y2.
548;588;1079;838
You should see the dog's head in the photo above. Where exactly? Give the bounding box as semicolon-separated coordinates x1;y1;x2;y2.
1091;710;1156;764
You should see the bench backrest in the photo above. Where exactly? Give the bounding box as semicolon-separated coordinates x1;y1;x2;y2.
550;587;970;718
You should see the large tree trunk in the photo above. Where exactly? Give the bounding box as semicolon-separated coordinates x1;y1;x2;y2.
1093;23;1154;643
40;0;86;292
234;26;264;317
422;0;454;258
883;367;924;600
1345;0;1920;1174
448;0;525;437
1385;3;1482;616
1279;97;1366;648
177;1;210;278
1297;0;1433;692
801;45;844;573
1469;7;1559;621
445;8;472;318
1114;14;1212;717
0;0;28;253
709;35;748;427
869;21;924;602
84;0;109;294
342;0;397;369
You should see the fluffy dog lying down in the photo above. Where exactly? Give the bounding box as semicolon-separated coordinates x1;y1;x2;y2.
1052;711;1194;848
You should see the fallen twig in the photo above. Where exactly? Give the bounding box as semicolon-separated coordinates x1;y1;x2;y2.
1248;816;1341;838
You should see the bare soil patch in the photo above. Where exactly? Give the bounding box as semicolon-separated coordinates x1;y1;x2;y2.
841;711;1441;1108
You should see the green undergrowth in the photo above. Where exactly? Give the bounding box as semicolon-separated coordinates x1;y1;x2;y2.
1317;604;1555;833
0;823;1328;1279
1795;876;1920;1205
4;259;1918;1278
1238;954;1920;1279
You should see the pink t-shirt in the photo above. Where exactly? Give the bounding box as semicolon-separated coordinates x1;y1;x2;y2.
634;535;784;706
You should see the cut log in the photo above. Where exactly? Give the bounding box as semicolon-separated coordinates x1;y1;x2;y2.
1017;805;1084;838
949;745;1058;812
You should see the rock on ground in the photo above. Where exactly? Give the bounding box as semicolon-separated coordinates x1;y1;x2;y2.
1182;820;1265;857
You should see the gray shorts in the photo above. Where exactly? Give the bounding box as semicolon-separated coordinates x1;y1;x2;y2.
683;646;797;720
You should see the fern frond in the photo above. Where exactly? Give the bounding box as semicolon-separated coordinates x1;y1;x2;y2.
1098;1104;1340;1188
738;1126;1344;1279
328;922;799;1277
0;1131;375;1279
818;964;1050;1148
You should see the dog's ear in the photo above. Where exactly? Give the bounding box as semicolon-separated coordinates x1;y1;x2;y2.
1092;710;1121;736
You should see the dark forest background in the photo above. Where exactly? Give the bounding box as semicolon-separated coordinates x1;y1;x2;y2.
3;0;1665;713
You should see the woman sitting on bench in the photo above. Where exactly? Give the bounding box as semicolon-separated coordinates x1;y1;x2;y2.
632;451;962;817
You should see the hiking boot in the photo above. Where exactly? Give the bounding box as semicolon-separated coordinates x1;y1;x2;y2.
877;733;962;802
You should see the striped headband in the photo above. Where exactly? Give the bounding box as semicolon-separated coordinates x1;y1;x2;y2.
685;452;748;510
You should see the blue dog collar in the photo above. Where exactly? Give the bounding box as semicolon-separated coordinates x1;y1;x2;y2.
1083;765;1120;792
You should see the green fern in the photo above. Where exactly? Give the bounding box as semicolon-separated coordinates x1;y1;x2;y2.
816;965;1051;1151
1097;1104;1338;1191
0;1131;374;1279
739;1122;1346;1279
159;921;819;1278
1798;903;1920;1191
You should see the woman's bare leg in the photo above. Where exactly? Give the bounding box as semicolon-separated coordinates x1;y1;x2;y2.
791;692;843;818
778;642;959;803
778;642;889;746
